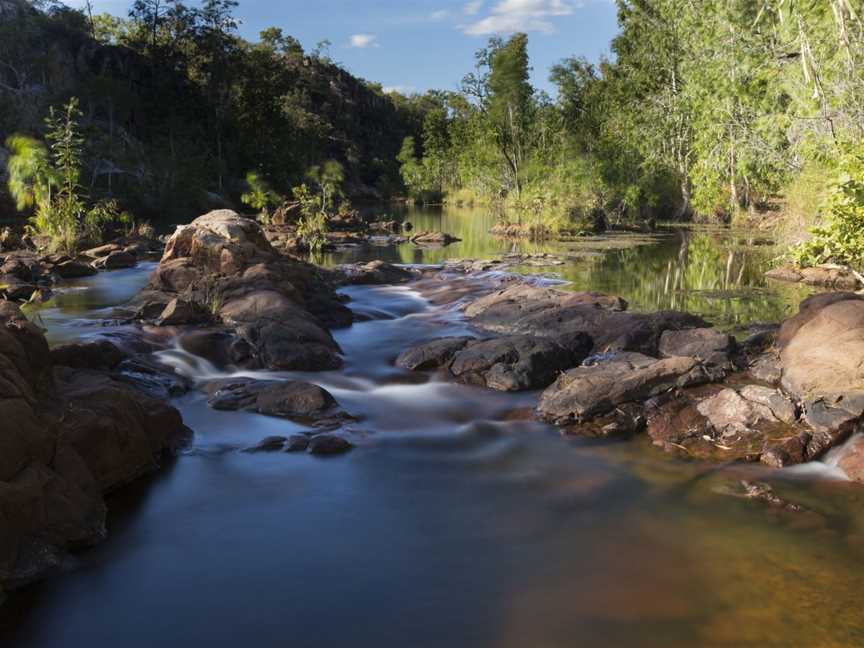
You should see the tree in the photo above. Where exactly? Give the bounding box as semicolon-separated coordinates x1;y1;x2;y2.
305;160;344;210
486;33;533;198
128;0;168;50
6;98;126;252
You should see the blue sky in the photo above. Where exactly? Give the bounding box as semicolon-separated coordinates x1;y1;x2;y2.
65;0;620;95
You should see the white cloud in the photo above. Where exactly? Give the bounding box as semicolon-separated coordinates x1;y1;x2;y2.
429;9;451;21
463;0;577;35
348;33;379;48
464;0;484;15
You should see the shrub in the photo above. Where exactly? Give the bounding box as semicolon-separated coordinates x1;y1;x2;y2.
789;144;864;269
6;98;128;253
241;171;283;224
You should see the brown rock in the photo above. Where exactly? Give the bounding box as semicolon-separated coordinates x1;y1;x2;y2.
92;250;137;270
538;354;708;425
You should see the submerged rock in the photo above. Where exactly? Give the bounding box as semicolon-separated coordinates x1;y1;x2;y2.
307;434;353;455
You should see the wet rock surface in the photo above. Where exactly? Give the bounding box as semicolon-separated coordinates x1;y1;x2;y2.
206;377;350;425
398;333;590;392
400;268;864;473
0;303;190;598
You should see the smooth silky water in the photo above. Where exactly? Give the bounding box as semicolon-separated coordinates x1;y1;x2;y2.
2;207;863;647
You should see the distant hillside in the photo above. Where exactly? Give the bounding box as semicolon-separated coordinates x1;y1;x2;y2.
0;0;426;221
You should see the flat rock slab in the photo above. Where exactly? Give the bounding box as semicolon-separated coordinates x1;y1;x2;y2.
538;353;708;425
766;264;859;289
463;283;705;356
334;260;417;285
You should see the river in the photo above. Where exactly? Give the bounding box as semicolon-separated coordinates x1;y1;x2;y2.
2;207;863;647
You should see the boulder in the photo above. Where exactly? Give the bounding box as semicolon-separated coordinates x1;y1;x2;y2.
659;327;736;364
53;259;97;279
778;293;864;446
285;435;311;452
49;340;127;370
157;298;209;327
410;231;461;246
647;383;809;466
766;264;859;289
134;210;351;372
81;243;122;259
538;353;709;425
206;378;349;423
396;337;475;371
242;436;288;453
92;250;137;270
836;436;864;483
307;434;353;456
397;333;591;392
748;352;782;385
448;335;587;392
0;303;190;597
695;386;797;436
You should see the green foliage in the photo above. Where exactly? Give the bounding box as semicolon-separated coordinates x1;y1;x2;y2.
0;1;426;221
305;160;344;211
5;135;56;211
292;183;329;253
789;145;864;269
241;172;283;223
6;98;127;253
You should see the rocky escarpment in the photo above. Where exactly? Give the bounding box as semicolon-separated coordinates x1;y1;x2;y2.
0;303;191;603
126;210;352;372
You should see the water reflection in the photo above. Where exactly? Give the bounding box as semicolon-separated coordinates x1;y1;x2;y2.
330;208;813;330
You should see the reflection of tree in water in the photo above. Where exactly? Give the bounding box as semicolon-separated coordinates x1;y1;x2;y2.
565;231;811;329
326;206;812;330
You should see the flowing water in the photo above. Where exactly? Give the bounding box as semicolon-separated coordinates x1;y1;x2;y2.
2;207;864;647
